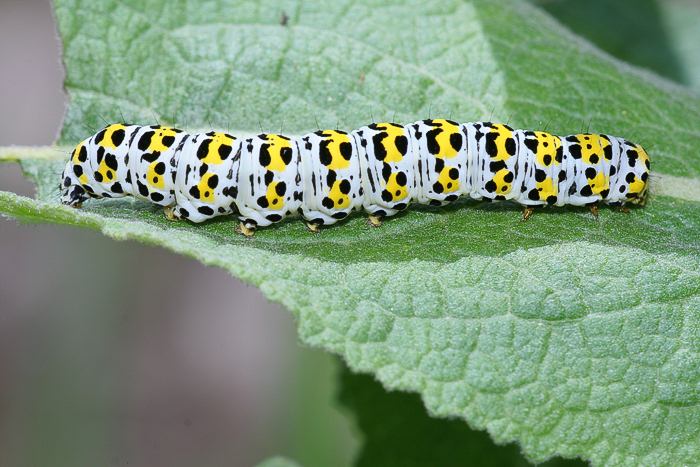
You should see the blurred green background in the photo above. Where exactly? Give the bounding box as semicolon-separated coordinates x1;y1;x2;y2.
0;0;698;466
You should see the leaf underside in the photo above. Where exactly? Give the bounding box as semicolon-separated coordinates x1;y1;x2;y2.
2;0;700;465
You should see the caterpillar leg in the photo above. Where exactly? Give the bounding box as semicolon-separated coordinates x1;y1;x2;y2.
306;222;321;233
589;203;600;220
368;215;383;227
237;222;256;238
608;202;631;214
522;207;536;221
163;205;177;221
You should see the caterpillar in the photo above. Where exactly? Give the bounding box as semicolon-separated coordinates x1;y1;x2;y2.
60;120;650;236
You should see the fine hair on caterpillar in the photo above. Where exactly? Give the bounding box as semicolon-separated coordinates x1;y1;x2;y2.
60;120;651;236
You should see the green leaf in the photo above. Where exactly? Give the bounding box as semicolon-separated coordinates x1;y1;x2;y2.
532;0;700;90
2;0;700;464
338;362;584;466
530;0;687;85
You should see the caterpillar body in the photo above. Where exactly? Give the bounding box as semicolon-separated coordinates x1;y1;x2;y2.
61;120;650;235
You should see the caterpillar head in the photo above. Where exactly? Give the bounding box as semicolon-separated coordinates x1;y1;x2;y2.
60;166;90;207
60;143;91;207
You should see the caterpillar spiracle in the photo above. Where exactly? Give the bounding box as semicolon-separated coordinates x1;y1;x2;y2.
60;120;650;236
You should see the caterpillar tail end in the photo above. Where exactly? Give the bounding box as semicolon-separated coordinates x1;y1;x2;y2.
237;222;256;238
368;215;383;227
